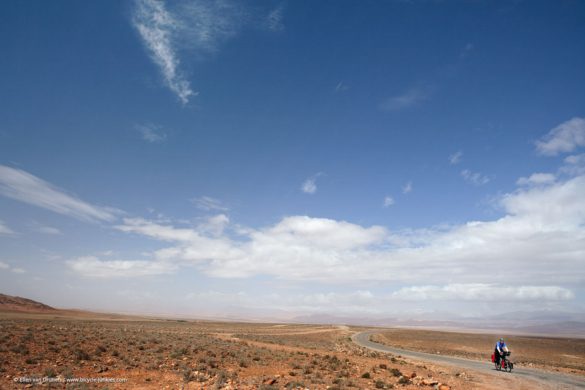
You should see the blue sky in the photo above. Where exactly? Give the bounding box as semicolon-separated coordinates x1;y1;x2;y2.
1;0;584;320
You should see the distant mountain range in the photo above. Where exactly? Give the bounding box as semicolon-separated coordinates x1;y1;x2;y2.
291;311;585;337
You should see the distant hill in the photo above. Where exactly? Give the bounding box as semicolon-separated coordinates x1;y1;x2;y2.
0;293;56;313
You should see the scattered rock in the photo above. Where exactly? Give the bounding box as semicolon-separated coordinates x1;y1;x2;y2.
262;377;278;385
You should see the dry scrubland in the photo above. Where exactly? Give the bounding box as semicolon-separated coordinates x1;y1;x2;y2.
371;329;585;377
0;311;544;390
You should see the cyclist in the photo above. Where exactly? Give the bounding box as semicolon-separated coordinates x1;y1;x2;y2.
494;338;509;366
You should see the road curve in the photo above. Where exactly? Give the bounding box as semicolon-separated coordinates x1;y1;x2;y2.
352;330;585;389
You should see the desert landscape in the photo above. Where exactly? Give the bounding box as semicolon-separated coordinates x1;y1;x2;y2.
1;294;583;389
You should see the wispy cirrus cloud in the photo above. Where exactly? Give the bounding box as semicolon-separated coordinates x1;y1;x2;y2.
0;165;118;222
266;5;284;32
133;0;282;104
0;220;15;235
30;221;62;235
449;150;463;165
191;196;228;212
133;0;195;104
379;84;433;111
535;117;585;156
461;169;491;186
402;181;413;194
136;123;167;143
335;81;349;93
459;42;474;59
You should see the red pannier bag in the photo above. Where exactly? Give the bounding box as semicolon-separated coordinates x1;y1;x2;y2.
491;353;495;362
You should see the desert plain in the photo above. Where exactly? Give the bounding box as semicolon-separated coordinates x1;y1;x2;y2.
0;303;584;390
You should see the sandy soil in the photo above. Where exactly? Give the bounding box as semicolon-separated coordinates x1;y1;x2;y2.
1;310;581;389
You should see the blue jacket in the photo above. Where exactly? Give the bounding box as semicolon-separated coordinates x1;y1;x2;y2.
495;341;507;352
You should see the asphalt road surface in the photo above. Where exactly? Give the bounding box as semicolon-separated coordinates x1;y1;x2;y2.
352;330;585;389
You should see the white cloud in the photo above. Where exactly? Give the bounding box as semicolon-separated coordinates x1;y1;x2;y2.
199;214;229;236
186;290;247;303
191;196;228;211
0;165;118;222
301;173;322;194
275;290;377;314
449;151;463;165
461;169;490;185
383;196;395;207
0;261;26;274
379;85;432;111
302;179;317;194
564;153;585;165
392;284;574;301
133;0;195;104
109;173;585;288
67;256;177;278
535;117;585;156
561;153;585;176
402;181;413;194
136;123;167;143
0;220;15;235
516;172;556;186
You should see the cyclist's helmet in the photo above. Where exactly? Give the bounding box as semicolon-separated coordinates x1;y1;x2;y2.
499;338;504;342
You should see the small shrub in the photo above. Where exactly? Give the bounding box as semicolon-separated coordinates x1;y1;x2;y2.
285;381;306;389
183;369;193;382
397;376;410;384
361;372;371;379
44;368;57;378
375;380;386;388
75;349;90;361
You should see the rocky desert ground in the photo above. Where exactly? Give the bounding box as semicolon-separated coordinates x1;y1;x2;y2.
0;294;583;389
371;328;585;377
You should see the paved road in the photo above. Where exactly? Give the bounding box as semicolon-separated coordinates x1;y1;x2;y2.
352;330;585;389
